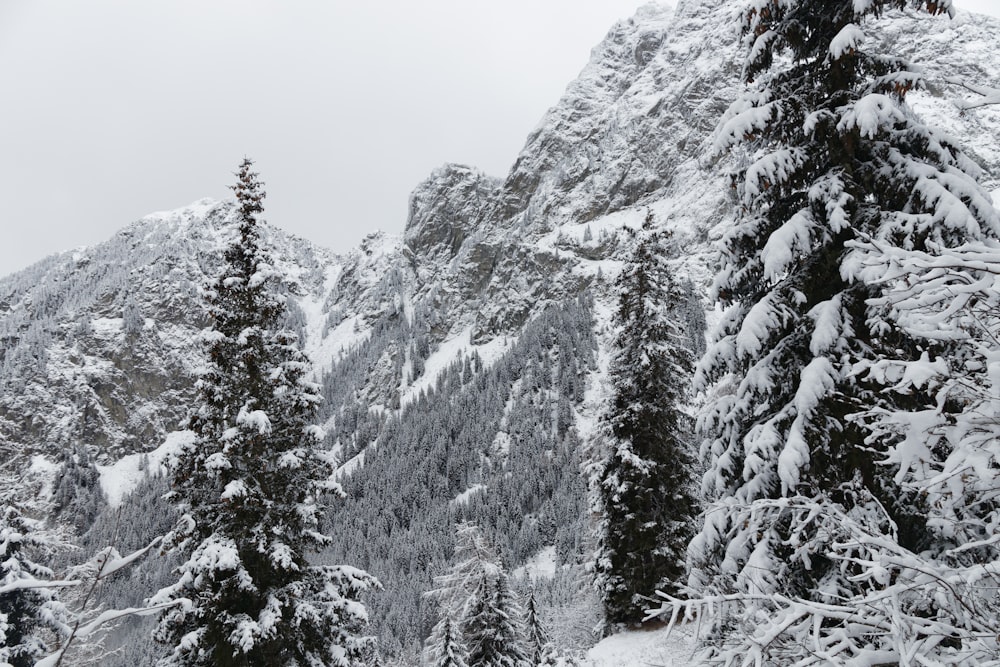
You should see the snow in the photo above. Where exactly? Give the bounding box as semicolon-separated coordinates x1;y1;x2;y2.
512;545;557;580
220;480;248;500
143;197;218;223
334;450;365;480
401;325;511;407
297;263;374;375
838;94;907;138
97;430;195;508
450;483;487;507
27;454;62;498
236;406;271;435
90;317;124;335
829;23;864;59
584;623;698;667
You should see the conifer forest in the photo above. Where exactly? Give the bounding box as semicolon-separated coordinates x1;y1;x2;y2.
2;1;1000;665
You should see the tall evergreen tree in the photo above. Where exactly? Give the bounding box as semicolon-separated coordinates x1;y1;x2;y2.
593;220;698;624
463;574;529;667
523;590;554;667
152;159;376;666
428;616;468;667
681;0;1000;663
0;497;70;667
426;523;503;621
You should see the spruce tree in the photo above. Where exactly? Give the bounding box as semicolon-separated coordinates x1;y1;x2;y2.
0;498;70;667
426;523;503;620
462;574;529;667
684;0;999;662
152;159;376;667
593;221;697;624
523;590;554;667
428;616;468;667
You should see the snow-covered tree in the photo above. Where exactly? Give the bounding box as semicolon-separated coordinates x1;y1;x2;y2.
0;497;70;667
122;295;144;340
593;221;697;625
425;523;532;667
672;0;1000;663
152;158;377;666
523;590;554;667
427;616;468;667
463;574;529;667
426;523;504;621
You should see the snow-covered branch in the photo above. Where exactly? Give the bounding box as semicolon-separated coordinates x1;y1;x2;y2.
36;536;173;667
945;76;1000;110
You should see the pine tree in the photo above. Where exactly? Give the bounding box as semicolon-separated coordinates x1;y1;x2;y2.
523;590;554;667
426;523;531;667
463;574;529;667
680;0;1000;663
122;294;144;340
426;523;503;620
593;220;697;624
152;159;377;667
428;617;468;667
0;497;70;667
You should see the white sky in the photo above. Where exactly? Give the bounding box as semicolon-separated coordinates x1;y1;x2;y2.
0;0;646;274
1;0;998;276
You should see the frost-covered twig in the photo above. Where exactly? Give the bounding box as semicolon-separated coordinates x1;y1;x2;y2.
945;76;1000;111
38;535;186;667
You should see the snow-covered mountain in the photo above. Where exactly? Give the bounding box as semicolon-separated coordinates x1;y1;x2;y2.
3;0;998;662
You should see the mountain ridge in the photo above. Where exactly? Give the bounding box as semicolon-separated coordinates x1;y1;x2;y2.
2;3;1000;662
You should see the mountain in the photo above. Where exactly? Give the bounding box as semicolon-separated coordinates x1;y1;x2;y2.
2;0;998;663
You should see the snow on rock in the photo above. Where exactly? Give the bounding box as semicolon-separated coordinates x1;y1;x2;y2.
335;450;366;480
142;197;220;224
98;430;195;508
90;317;124;336
449;484;487;507
401;326;511;406
27;454;62;498
584;623;699;667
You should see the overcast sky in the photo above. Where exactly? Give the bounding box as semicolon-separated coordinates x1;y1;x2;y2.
1;0;998;276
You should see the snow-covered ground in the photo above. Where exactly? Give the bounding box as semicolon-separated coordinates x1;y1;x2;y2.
585;623;699;667
400;325;512;407
512;545;558;579
449;483;487;507
97;430;194;507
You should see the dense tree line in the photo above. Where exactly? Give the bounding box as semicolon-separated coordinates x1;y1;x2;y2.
321;298;597;661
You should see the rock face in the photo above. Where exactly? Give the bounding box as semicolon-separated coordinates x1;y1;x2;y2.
1;0;996;498
0;1;998;658
2;0;998;478
0;200;335;461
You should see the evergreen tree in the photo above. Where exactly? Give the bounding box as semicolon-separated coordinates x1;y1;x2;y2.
428;616;468;667
593;221;697;624
152;159;376;667
426;523;503;620
681;0;999;663
523;590;554;667
463;574;529;667
0;497;70;667
122;294;144;340
426;523;533;667
52;446;105;535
